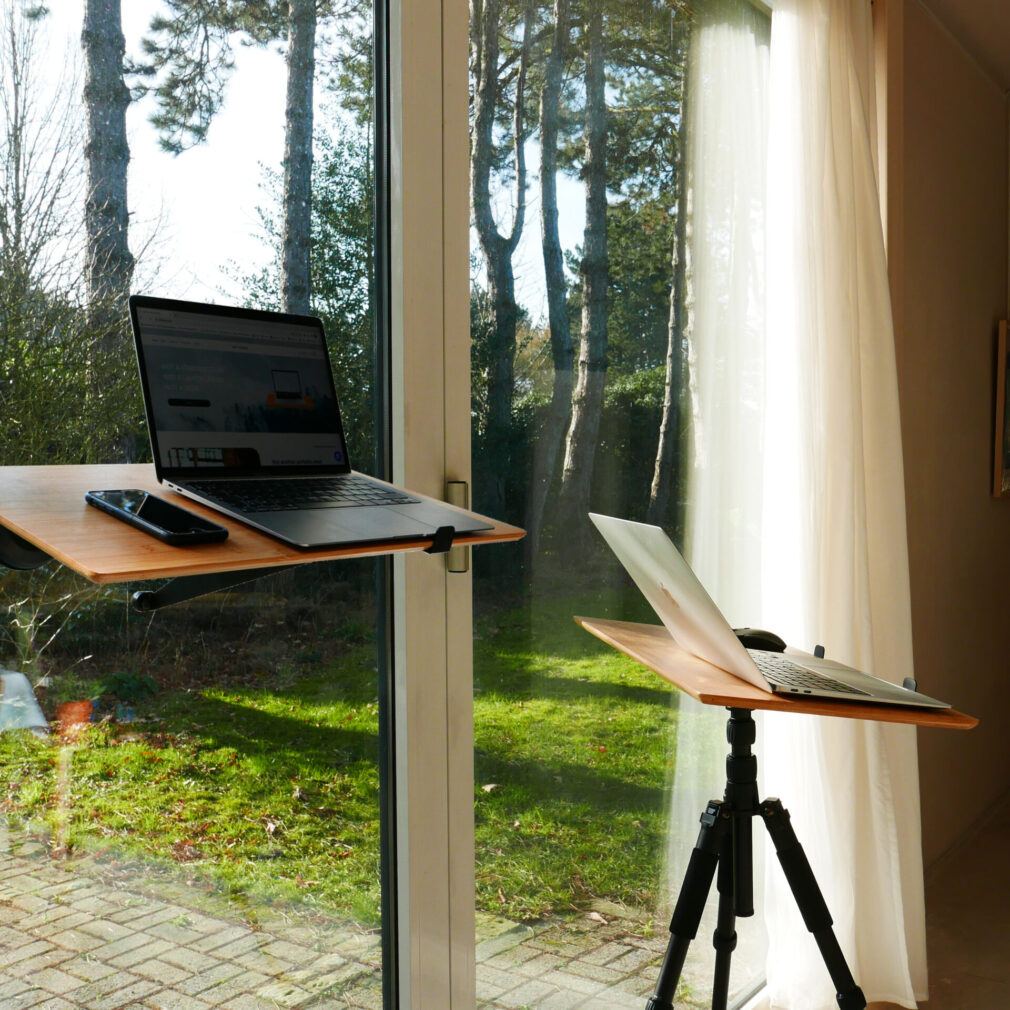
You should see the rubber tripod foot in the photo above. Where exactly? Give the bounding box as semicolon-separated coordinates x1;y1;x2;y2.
645;999;675;1010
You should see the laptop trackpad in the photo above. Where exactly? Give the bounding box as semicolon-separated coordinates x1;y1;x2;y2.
387;500;491;534
254;507;432;548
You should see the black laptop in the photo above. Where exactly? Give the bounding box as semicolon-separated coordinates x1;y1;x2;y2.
129;295;492;548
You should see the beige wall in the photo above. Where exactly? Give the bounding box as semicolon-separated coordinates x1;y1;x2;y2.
895;0;1010;867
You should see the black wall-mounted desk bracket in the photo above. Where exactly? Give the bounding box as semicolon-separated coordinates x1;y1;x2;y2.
130;566;297;613
0;527;51;571
133;527;457;611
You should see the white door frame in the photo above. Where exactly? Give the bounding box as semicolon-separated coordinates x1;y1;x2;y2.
388;0;474;1004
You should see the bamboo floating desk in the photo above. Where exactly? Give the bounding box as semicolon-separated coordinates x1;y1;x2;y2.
576;616;978;730
0;463;524;585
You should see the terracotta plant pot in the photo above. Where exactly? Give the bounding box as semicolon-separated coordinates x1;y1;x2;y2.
56;700;93;739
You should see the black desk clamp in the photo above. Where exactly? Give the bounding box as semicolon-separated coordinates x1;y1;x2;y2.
424;525;456;555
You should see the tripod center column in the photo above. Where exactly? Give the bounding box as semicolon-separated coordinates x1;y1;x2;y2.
724;707;759;917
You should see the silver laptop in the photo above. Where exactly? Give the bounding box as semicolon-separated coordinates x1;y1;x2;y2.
129;295;492;549
589;513;949;709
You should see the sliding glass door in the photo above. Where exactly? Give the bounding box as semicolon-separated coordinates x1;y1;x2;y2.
465;1;771;1007
1;3;391;1007
0;2;780;1007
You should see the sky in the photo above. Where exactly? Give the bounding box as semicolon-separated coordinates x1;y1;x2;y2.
52;2;288;303
47;2;582;320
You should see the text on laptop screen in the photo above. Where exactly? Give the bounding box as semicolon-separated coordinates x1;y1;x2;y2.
135;306;349;473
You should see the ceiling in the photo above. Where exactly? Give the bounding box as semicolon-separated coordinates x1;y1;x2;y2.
919;0;1010;92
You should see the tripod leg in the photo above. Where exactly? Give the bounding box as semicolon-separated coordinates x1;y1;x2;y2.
646;801;730;1010
711;830;739;1010
760;799;867;1010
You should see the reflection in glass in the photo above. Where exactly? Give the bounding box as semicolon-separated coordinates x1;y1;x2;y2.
470;1;770;1006
0;3;383;1006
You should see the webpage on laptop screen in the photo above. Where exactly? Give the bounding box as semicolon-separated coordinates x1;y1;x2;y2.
136;306;347;471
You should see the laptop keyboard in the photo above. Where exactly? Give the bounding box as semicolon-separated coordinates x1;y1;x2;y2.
747;650;870;697
187;475;419;513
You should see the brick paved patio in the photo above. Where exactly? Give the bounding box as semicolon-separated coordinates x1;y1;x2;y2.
1;823;755;1009
476;912;667;1009
474;896;760;1010
0;827;383;1009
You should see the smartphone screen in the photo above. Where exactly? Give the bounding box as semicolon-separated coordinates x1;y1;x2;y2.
86;490;227;543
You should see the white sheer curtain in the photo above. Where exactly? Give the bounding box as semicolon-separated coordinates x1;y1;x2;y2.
678;0;927;1007
760;1;925;1006
668;2;771;1003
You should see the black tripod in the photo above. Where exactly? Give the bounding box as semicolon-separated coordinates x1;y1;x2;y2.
645;708;866;1010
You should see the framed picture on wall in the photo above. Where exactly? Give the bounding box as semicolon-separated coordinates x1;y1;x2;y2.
994;320;1010;497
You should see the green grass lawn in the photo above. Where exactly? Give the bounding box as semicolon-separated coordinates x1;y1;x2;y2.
1;635;385;925
473;589;677;921
1;583;679;928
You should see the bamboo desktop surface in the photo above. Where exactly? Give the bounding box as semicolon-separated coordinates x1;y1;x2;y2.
576;617;977;730
0;464;524;584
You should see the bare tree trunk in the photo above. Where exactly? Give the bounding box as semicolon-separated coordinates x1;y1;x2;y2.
82;0;133;313
524;0;573;564
2;6;27;280
0;1;83;405
560;0;607;527
648;35;692;528
470;0;532;519
281;0;316;315
647;179;690;527
0;4;81;291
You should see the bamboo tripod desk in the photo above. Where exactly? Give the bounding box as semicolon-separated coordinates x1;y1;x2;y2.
576;616;977;1010
0;463;523;594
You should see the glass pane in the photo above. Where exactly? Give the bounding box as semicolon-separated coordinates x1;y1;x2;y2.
1;3;386;1008
470;1;769;1006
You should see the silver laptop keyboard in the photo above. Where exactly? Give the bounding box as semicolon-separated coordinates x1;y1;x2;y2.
747;650;869;696
188;475;419;513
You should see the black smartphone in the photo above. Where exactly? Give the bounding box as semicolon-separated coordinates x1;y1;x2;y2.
85;489;228;545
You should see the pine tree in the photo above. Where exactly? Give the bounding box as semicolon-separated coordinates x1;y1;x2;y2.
559;0;607;529
524;0;573;561
470;0;534;521
82;0;133;314
136;1;345;313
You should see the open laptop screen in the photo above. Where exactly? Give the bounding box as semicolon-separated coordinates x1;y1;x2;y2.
130;297;352;481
